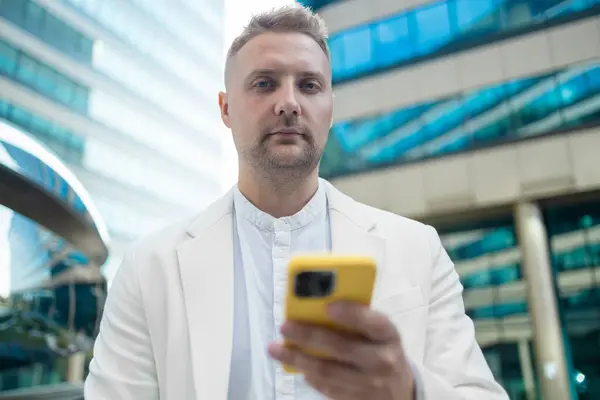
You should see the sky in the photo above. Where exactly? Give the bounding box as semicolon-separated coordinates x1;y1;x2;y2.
219;0;295;190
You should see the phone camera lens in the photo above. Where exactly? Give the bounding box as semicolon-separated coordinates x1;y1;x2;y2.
295;271;335;298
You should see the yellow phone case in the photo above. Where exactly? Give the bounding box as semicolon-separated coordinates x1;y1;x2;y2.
282;254;377;373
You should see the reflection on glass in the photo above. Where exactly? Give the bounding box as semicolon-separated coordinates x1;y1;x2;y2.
321;58;600;178
328;0;600;83
0;131;107;393
546;201;600;399
0;207;105;392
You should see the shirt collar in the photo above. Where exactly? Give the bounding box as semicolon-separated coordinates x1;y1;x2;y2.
233;182;327;231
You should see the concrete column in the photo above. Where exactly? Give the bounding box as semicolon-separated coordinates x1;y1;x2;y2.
66;352;86;383
514;202;573;400
517;339;537;400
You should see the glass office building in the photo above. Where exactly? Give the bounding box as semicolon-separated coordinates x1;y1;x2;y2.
0;0;227;280
303;0;600;398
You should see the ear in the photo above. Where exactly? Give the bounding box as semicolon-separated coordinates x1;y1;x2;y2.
218;91;231;128
329;92;335;129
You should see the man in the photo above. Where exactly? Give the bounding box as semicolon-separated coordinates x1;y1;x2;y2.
84;5;509;400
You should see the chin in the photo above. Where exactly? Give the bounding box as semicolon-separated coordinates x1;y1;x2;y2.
267;150;311;168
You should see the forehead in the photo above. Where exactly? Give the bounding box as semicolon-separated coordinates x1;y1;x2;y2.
233;32;331;78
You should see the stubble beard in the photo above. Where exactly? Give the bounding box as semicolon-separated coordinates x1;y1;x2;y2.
245;135;323;188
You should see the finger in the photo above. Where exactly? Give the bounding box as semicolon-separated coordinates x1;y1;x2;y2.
280;321;379;369
269;343;376;395
327;302;399;342
304;374;363;400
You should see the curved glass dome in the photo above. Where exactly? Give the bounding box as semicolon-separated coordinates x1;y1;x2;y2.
0;121;109;392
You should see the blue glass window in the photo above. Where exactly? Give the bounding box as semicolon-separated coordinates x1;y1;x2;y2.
372;15;412;69
328;0;600;83
546;200;600;399
454;0;501;36
462;264;521;289
0;40;89;114
0;0;93;63
321;58;600;179
339;27;373;78
413;2;453;56
467;302;528;319
547;202;600;272
441;224;524;318
0;41;18;75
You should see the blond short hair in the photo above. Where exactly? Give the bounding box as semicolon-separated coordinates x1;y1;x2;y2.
224;5;330;83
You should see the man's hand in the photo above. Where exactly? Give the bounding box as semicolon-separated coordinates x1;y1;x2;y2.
268;302;416;400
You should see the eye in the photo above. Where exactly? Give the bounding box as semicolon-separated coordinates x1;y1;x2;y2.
300;80;321;92
253;79;274;90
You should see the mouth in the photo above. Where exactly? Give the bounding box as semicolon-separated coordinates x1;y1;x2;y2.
269;128;303;136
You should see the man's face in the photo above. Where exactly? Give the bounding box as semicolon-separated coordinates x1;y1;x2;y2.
219;32;333;178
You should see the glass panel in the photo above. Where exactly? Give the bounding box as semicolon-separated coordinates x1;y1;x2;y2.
0;41;18;75
15;55;37;84
454;0;501;38
0;0;27;22
1;0;94;63
24;0;44;35
372;14;412;68
546;200;600;399
322;58;600;178
413;2;453;56
0;40;90;114
439;221;530;397
340;26;373;77
34;64;58;95
329;0;600;83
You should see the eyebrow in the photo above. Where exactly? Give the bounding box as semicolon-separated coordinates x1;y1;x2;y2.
244;69;327;85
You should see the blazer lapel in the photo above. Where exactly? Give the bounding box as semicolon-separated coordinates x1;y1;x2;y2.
177;191;235;400
325;180;388;301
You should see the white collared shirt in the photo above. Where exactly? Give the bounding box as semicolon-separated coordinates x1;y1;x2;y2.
227;182;330;400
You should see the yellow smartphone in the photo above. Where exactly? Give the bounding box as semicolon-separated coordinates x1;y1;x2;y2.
282;254;377;373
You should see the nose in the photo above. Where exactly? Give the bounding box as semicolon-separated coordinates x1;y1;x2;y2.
273;81;301;117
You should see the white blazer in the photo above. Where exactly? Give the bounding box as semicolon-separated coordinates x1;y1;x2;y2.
84;181;508;399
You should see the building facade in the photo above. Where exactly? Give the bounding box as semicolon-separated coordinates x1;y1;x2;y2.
0;0;227;281
301;0;600;398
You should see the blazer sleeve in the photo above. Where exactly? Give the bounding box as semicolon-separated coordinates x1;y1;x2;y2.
84;247;159;400
409;225;509;400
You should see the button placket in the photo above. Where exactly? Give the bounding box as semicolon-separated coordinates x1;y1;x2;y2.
272;220;294;398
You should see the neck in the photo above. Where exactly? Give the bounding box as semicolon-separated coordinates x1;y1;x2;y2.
237;165;320;218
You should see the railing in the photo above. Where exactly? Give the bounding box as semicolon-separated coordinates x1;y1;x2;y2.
0;383;82;399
